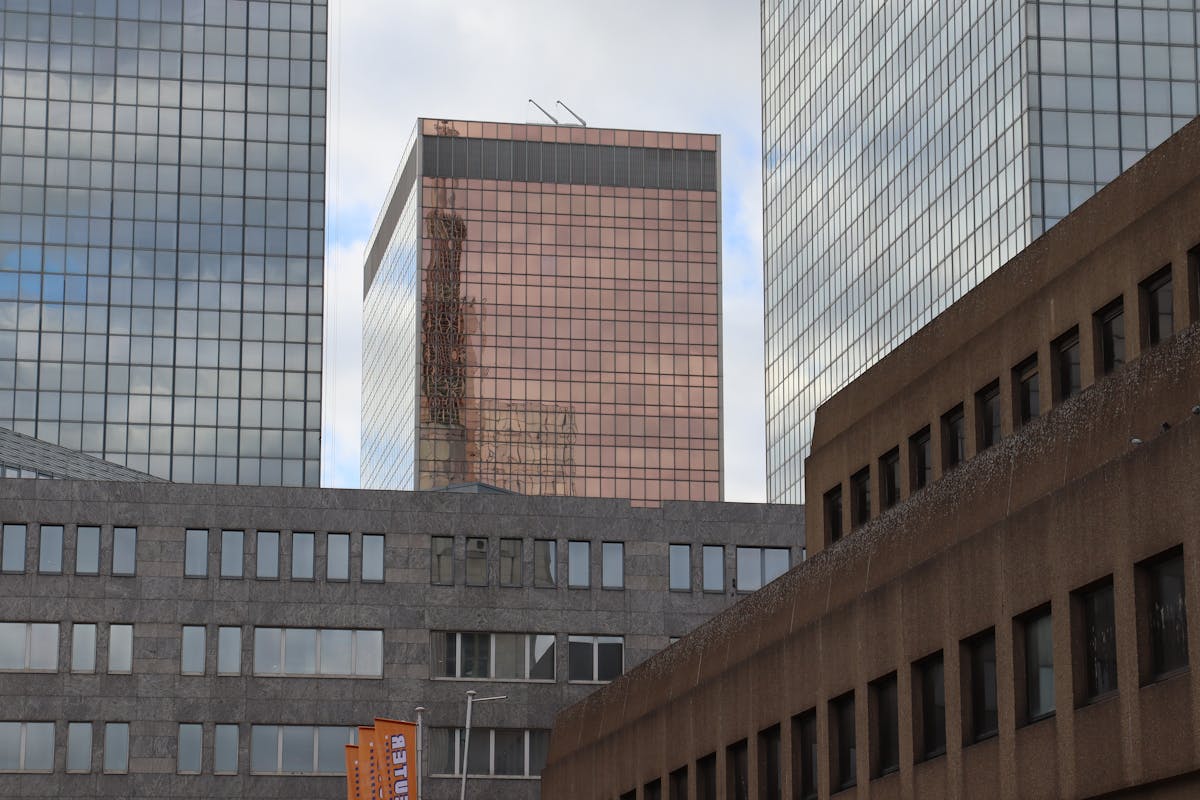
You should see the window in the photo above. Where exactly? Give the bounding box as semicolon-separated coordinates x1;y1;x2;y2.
1021;606;1055;723
645;778;662;800
696;752;717;800
976;382;1001;450
601;542;624;589
250;725;355;775
218;626;241;675
1075;579;1117;702
291;532;314;579
534;539;556;587
669;766;688;800
1014;356;1039;427
879;449;900;510
871;673;899;776
915;652;946;760
758;724;781;800
111;527;136;576
0;622;58;671
910;427;932;490
1142;267;1174;347
1139;548;1188;681
71;623;96;673
830;691;856;790
327;533;349;581
181;625;206;675
735;547;789;592
104;722;129;773
964;629;998;743
567;635;623;682
427;727;550;777
850;467;870;528
465;537;488;586
499;538;522;587
215;724;239;774
178;723;202;774
941;405;966;469
1;524;25;573
1096;298;1125;375
108;624;133;674
257;530;280;579
824;485;844;543
1053;328;1081;403
38;525;63;574
726;738;749;800
66;722;92;773
432;631;555;681
431;536;453;585
362;534;385;582
669;544;691;591
76;525;101;575
793;709;818;800
221;530;244;577
702;545;724;592
0;722;54;772
568;540;590;588
253;628;383;677
184;529;208;577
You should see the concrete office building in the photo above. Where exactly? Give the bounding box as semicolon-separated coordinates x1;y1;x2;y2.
763;0;1200;502
0;0;327;486
0;479;802;800
362;118;722;505
543;109;1200;799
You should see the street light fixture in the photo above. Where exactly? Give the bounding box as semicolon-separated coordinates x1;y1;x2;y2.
460;689;506;800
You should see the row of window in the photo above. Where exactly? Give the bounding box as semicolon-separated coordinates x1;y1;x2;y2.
431;632;624;684
0;622;131;673
824;259;1191;544
428;728;550;779
630;546;1188;800
0;523;135;575
432;537;794;594
0;721;128;774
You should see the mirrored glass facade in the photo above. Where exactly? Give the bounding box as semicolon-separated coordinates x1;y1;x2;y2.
762;0;1199;502
0;0;327;486
363;119;722;504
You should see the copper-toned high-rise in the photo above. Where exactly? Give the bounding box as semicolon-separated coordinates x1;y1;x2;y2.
361;119;722;503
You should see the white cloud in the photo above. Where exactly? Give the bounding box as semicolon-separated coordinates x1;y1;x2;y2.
323;0;768;499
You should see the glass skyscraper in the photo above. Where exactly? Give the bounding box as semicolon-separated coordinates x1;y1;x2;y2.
763;0;1200;502
363;118;722;504
0;0;326;486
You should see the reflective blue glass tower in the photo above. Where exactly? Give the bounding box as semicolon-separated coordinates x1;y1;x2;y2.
0;0;327;485
763;0;1200;502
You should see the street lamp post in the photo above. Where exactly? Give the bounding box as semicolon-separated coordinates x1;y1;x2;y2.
460;689;507;800
414;706;425;800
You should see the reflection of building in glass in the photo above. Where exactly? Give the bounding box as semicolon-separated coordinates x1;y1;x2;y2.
762;0;1200;502
0;2;327;485
363;119;722;503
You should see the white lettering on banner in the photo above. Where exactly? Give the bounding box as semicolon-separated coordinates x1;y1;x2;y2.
389;733;410;799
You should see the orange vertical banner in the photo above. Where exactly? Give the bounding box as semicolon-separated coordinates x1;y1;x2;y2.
345;744;363;800
358;725;381;800
375;718;419;800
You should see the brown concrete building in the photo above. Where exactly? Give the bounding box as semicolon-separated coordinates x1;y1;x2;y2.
541;118;1200;799
361;119;722;505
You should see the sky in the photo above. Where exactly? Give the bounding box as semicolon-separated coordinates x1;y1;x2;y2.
320;0;767;502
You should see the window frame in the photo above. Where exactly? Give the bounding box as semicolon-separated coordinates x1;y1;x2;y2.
1141;266;1174;348
601;541;624;590
829;690;856;791
290;531;315;581
465;536;488;586
879;448;901;511
533;539;556;588
849;466;871;528
1052;327;1081;404
432;631;556;682
1012;354;1040;428
1072;577;1117;705
567;540;590;589
252;627;384;678
184;528;208;578
431;535;454;586
941;404;966;470
914;651;946;761
1137;546;1189;683
37;524;64;575
909;426;932;491
326;532;350;582
498;538;522;587
66;721;92;774
181;625;207;676
975;381;1001;451
701;544;724;593
108;624;134;674
1;523;26;574
0;622;59;672
177;722;203;774
792;708;818;800
1017;604;1055;725
103;722;130;774
962;628;998;744
0;721;55;773
824;484;844;544
669;543;692;592
1094;297;1125;376
567;634;624;683
361;534;385;583
256;530;280;579
75;525;101;575
220;529;244;578
217;626;242;676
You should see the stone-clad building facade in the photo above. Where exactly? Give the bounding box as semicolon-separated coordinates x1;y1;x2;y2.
0;481;803;799
542;113;1200;799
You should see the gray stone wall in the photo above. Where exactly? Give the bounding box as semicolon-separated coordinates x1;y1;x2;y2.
0;480;803;799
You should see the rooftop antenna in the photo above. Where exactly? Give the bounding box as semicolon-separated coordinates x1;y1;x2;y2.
528;98;559;125
556;100;587;127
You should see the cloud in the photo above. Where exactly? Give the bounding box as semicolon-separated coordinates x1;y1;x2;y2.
324;0;767;500
320;238;366;488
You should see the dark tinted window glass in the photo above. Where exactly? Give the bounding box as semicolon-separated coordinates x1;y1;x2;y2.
918;653;946;759
431;536;452;585
758;724;781;800
1015;356;1039;426
1143;269;1174;346
643;779;661;800
910;428;932;490
794;710;818;800
1097;300;1125;375
850;467;870;528
832;692;856;790
1024;608;1055;721
873;674;899;776
942;406;966;468
669;766;688;800
1145;550;1188;678
1055;330;1081;402
825;486;843;543
499;538;521;587
1080;581;1117;700
696;753;717;800
726;739;748;800
977;383;1001;449
968;630;998;742
880;449;900;509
